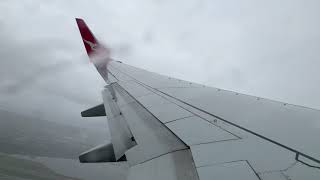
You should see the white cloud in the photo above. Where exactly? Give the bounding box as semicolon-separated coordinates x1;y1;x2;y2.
1;0;320;119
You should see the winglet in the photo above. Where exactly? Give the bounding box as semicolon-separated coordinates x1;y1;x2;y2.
76;18;99;57
75;18;110;60
76;18;111;82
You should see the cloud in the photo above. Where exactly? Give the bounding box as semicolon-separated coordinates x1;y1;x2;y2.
1;0;320;129
1;0;320;179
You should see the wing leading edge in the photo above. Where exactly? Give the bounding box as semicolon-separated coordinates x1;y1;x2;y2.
75;19;320;180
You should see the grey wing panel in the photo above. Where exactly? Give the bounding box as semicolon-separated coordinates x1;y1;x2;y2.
110;83;188;165
107;61;320;180
197;161;260;180
126;149;199;180
102;79;200;180
160;87;320;161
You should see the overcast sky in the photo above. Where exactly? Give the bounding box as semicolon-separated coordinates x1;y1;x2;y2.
1;0;320;127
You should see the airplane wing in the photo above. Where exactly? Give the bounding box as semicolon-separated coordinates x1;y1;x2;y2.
76;18;320;180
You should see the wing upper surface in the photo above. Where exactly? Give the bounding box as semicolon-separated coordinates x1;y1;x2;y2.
109;61;320;161
106;60;320;180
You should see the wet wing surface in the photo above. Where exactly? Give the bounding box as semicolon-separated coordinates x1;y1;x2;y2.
106;61;320;180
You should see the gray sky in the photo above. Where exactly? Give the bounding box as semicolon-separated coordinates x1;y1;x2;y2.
1;0;320;126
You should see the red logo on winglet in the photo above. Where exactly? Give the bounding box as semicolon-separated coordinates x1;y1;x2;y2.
76;18;99;56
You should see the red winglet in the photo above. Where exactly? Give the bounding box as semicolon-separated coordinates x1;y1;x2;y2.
75;18;100;57
76;18;111;82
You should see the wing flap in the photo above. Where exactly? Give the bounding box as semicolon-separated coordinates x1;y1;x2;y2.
102;83;137;160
